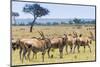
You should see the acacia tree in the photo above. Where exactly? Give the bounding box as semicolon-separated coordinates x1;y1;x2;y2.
23;4;49;32
73;18;81;24
12;12;19;25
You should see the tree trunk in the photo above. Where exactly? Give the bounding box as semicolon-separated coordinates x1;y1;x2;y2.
13;16;16;25
30;17;37;32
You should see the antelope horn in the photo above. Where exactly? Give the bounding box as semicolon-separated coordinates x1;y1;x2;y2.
40;31;45;38
38;31;45;39
38;31;42;37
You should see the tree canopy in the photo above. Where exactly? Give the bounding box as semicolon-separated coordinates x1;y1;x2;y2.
23;4;49;18
73;18;81;24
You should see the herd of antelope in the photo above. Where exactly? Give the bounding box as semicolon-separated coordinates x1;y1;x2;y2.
12;31;94;63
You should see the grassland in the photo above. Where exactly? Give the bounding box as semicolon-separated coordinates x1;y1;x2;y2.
12;25;96;66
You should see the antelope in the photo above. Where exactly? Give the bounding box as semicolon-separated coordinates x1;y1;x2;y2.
17;31;51;62
73;33;92;53
12;39;28;62
65;32;78;54
48;34;67;58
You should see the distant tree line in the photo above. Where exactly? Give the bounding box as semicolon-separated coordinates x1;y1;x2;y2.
12;18;95;26
73;18;95;24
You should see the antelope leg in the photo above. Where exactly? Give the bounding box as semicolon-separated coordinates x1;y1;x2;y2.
77;45;80;53
42;50;46;62
87;44;91;53
59;48;63;58
19;47;22;61
65;45;68;54
84;45;86;53
22;48;27;63
70;45;73;53
47;48;51;58
73;45;77;53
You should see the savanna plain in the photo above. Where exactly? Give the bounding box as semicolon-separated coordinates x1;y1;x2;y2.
12;24;95;66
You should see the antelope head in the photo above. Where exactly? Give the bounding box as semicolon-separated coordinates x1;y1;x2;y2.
73;31;78;38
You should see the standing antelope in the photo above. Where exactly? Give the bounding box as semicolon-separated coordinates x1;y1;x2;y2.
48;34;67;58
65;32;78;54
18;31;51;62
73;33;92;53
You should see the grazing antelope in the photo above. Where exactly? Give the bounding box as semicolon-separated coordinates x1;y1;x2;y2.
48;34;67;58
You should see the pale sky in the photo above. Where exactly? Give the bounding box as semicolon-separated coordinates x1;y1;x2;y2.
12;1;95;19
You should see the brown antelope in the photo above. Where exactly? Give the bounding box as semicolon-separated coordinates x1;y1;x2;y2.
65;33;73;54
48;34;67;58
30;31;51;62
65;32;78;54
12;39;28;63
73;33;92;53
17;31;51;62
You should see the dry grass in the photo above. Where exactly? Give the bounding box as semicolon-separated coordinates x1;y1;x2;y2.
12;25;96;66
